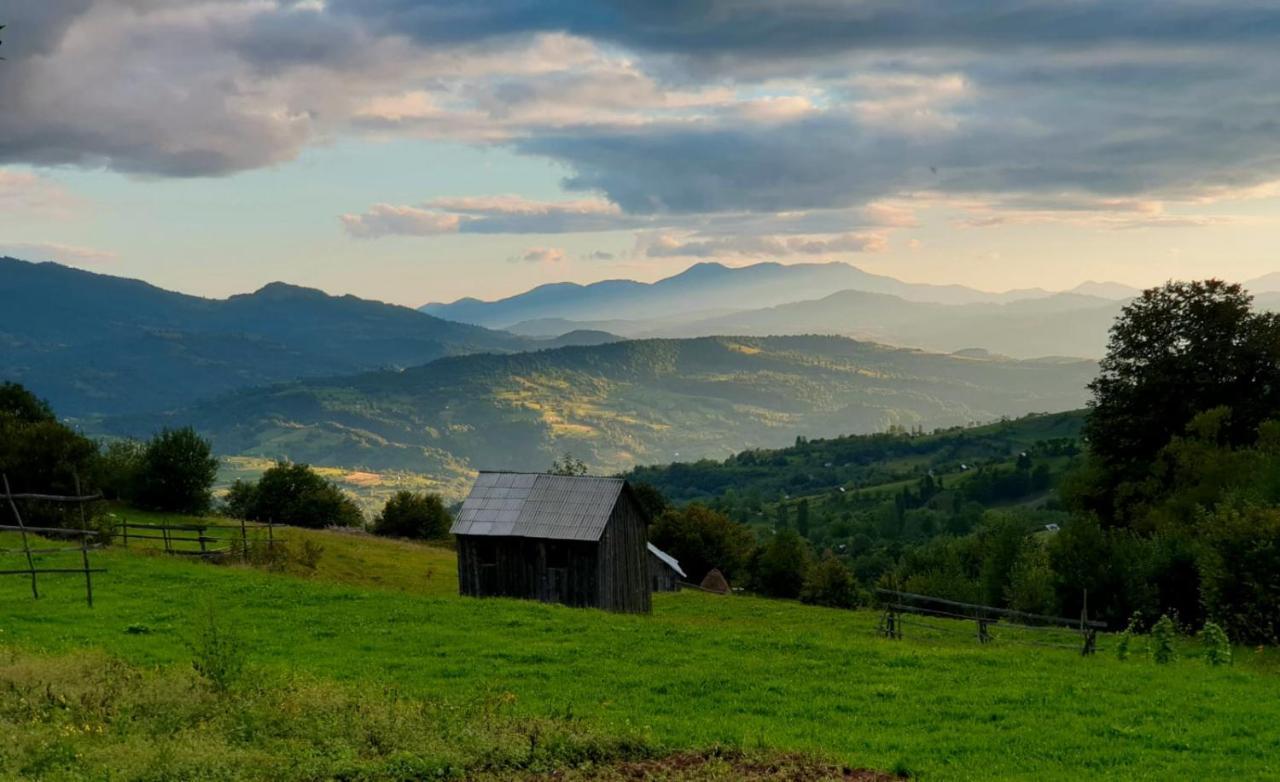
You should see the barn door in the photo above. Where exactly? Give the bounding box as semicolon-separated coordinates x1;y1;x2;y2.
542;542;569;604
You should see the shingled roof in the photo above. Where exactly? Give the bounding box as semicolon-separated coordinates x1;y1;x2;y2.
450;472;628;541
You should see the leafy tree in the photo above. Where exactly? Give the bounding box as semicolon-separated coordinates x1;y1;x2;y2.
0;383;99;527
801;550;858;608
373;491;451;540
94;439;144;502
796;498;810;538
1085;280;1280;520
649;503;755;583
1200;622;1232;667
752;529;811;599
1150;614;1178;664
228;462;363;529
628;481;669;521
549;452;588;476
1199;505;1280;645
1005;543;1056;615
134;427;219;514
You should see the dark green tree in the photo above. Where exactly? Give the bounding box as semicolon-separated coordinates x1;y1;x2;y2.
752;529;811;599
135;427;218;514
801;550;858;608
229;462;363;529
796;498;810;538
0;383;100;527
549;452;589;476
649;503;756;583
373;490;451;540
1085;280;1280;521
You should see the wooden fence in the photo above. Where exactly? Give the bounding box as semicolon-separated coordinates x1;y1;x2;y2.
0;474;105;607
877;588;1106;655
115;517;282;561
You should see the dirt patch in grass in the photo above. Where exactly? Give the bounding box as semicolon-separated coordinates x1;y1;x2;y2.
512;750;899;781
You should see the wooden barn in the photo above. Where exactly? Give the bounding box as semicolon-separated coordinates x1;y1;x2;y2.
451;472;652;613
647;542;686;592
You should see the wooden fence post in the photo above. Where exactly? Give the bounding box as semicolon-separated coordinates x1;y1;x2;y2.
73;473;94;608
2;474;38;599
240;516;248;562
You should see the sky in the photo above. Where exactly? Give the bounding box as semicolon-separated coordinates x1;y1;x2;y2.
2;0;1279;307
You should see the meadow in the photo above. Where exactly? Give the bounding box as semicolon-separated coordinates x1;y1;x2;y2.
2;520;1278;780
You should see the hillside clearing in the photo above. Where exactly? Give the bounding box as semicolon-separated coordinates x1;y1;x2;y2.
2;525;1277;779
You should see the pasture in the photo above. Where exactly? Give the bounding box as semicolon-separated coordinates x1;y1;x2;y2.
1;522;1277;780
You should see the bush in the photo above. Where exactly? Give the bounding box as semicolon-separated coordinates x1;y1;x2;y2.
189;605;246;693
226;462;363;529
800;550;859;608
135;427;219;514
373;491;451;540
1116;612;1143;662
1150;614;1178;664
1200;621;1232;667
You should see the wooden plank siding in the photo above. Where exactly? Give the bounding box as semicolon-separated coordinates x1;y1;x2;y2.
648;552;681;592
454;483;651;613
595;490;651;613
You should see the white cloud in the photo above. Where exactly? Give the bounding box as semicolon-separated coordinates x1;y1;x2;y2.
512;246;566;264
340;205;462;238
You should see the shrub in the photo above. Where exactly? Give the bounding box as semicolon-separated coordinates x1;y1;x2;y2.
189;605;246;693
373;491;451;540
1116;612;1143;662
1150;614;1178;664
1200;621;1232;666
800;550;859;608
135;427;218;514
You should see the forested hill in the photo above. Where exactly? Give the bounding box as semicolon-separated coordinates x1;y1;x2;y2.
626;409;1085;505
114;335;1095;481
0;257;529;416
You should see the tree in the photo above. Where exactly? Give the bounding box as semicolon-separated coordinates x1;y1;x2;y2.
628;481;669;521
796;498;810;538
752;529;811;599
134;427;219;514
94;439;144;502
373;491;451;540
1199;505;1280;645
549;452;588;476
227;462;363;529
1085;280;1280;520
0;383;100;527
649;503;756;583
801;550;858;608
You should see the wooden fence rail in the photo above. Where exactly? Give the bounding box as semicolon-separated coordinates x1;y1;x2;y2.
115;518;281;561
1;473;103;606
876;588;1105;655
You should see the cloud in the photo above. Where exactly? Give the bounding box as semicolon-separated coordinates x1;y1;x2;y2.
582;250;615;261
341;205;462;238
512;246;566;264
3;0;1279;246
0;170;85;218
0;241;117;265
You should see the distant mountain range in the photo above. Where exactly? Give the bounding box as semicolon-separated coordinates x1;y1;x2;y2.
420;261;1083;328
0;257;529;416
113;335;1097;481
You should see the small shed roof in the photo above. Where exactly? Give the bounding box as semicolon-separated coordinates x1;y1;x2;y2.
451;472;627;541
647;542;687;578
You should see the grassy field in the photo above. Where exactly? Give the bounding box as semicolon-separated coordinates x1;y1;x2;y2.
2;524;1278;780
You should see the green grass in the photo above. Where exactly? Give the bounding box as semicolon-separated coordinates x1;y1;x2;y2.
2;526;1278;779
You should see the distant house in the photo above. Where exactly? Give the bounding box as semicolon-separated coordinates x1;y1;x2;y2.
451;472;652;613
647;542;686;592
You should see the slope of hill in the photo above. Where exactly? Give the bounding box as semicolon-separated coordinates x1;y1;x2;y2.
4;523;1276;780
114;335;1096;481
626;409;1086;504
421;261;1060;328
647;290;1128;358
0;257;528;416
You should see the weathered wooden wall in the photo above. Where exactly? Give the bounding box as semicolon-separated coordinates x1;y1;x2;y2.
595;491;651;613
456;536;600;608
648;552;681;592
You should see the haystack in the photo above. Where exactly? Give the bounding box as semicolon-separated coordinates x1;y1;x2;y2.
699;568;730;594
